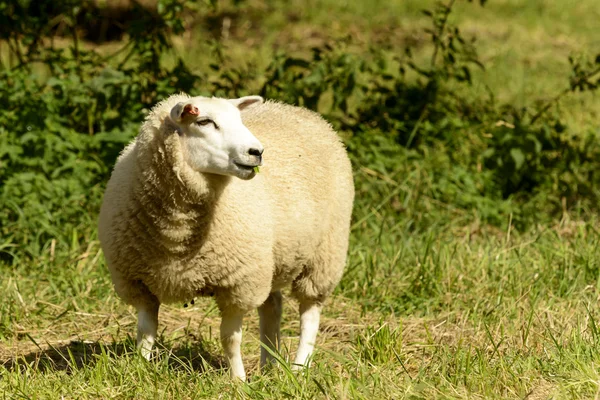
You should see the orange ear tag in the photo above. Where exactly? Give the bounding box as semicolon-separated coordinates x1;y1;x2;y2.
182;104;200;117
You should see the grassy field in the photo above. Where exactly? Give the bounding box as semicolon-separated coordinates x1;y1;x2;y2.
2;0;600;398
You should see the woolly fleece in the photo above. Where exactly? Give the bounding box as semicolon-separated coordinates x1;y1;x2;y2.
98;93;354;316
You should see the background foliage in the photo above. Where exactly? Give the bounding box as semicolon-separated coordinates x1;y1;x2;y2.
2;0;600;265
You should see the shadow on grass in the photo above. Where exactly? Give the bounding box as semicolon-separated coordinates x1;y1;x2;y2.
1;339;225;374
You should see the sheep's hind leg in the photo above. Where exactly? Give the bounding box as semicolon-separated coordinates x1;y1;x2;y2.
220;310;246;381
136;299;160;360
292;300;322;370
258;291;282;368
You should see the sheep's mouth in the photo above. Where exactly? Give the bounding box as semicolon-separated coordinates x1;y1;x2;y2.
234;162;259;171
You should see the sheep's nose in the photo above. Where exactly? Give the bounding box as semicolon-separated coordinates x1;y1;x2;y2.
248;148;264;157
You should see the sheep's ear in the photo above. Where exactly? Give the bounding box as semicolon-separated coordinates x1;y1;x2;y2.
170;102;200;123
229;96;263;111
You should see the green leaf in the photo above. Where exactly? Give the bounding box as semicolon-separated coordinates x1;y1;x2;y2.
510;148;525;170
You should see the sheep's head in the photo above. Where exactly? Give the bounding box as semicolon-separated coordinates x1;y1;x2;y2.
169;96;264;180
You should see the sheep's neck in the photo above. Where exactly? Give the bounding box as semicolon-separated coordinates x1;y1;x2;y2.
131;132;226;258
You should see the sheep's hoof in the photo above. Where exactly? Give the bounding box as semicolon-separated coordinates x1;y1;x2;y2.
139;348;153;361
291;363;308;374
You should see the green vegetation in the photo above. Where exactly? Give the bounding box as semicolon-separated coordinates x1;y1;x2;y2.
2;0;600;398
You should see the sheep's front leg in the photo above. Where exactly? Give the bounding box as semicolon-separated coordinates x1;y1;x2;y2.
292;300;322;370
258;291;282;368
220;310;246;381
136;300;159;360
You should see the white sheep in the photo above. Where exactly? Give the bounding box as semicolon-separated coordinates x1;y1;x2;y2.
98;93;354;380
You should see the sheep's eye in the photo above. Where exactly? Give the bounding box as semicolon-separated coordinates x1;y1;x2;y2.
196;119;213;126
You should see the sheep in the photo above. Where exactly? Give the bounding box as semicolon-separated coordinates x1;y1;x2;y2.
98;93;354;380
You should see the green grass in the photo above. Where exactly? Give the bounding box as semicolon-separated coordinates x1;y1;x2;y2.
2;0;600;398
3;207;600;398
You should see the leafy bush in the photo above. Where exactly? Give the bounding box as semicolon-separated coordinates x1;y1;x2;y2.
1;0;600;264
482;54;600;207
254;2;600;228
0;0;198;263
